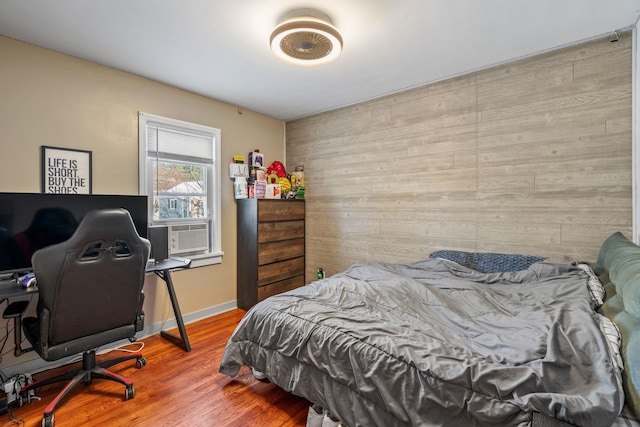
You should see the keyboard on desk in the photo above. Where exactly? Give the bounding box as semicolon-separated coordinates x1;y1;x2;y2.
0;279;37;299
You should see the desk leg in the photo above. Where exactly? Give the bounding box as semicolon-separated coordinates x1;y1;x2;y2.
155;270;192;352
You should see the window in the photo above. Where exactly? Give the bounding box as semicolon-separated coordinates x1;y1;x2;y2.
138;112;222;266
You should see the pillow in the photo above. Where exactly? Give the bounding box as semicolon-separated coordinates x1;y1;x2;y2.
596;313;624;372
430;250;545;273
576;263;606;308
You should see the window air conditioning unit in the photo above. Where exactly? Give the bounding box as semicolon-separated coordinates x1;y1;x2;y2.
168;223;209;255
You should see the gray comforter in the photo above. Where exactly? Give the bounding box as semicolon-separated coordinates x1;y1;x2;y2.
219;259;623;426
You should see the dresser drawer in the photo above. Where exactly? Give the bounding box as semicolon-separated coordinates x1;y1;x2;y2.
258;256;305;286
258;275;305;301
258;200;305;222
237;199;305;310
258;238;304;265
258;220;304;243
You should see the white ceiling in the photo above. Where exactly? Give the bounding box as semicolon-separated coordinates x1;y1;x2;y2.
1;1;639;121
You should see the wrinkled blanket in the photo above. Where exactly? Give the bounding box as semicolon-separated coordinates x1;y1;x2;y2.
220;259;622;427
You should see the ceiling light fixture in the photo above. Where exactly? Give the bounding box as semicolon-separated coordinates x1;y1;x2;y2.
270;10;343;66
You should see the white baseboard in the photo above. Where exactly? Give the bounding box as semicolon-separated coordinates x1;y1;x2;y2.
137;299;237;340
0;300;238;378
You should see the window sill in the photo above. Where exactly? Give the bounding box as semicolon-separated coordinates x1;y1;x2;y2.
188;251;224;268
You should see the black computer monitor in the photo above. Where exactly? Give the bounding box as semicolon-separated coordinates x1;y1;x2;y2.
0;192;148;276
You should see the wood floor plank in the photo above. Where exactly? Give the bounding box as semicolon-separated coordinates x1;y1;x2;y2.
3;309;309;427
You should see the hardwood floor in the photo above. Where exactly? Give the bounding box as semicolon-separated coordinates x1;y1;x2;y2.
2;309;310;426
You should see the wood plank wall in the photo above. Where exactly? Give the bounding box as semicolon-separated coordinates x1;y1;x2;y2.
285;33;633;279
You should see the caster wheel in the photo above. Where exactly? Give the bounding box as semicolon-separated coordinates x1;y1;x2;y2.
125;384;135;401
42;413;54;427
135;356;147;369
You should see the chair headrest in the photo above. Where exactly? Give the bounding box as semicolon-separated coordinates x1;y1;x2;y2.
70;208;144;245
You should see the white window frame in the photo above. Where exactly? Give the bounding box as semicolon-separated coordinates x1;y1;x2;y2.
138;112;222;266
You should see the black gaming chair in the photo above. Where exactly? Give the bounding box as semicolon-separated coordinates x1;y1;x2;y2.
18;208;150;427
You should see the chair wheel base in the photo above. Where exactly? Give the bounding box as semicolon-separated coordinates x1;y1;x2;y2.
42;413;54;427
135;356;147;369
125;384;135;400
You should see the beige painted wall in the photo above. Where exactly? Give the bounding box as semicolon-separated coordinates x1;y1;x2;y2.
0;36;284;367
287;33;633;279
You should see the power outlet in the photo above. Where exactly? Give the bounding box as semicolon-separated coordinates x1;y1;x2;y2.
3;374;32;405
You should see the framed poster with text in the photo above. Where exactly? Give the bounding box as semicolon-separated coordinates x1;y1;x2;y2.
41;146;92;194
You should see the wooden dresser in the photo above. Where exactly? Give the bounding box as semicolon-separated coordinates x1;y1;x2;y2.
236;199;305;310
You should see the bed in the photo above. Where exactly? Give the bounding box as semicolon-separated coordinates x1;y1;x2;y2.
219;232;640;427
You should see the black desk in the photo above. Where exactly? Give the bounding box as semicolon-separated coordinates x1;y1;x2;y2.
0;257;193;353
146;257;192;352
0;281;37;300
0;280;38;357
